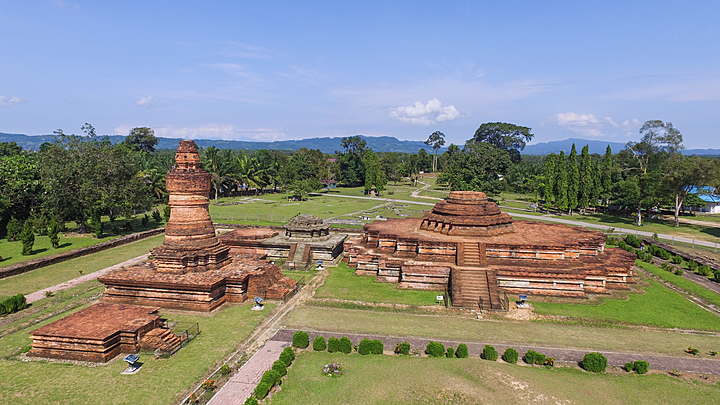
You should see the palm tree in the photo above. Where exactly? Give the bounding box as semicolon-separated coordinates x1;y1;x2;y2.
202;147;234;199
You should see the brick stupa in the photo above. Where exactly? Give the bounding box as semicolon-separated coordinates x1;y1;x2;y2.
99;140;296;311
344;191;636;310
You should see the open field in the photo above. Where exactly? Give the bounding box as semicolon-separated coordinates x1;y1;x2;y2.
283;306;720;357
0;301;275;405
270;352;720;405
315;263;442;306
0;234;163;297
637;261;720;308
532;275;720;331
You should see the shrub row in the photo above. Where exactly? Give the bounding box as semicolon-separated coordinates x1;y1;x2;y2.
247;347;295;404
624;360;649;374
357;339;384;355
0;294;27;316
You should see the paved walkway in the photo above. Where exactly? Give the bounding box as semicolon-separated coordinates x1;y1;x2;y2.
207;340;289;405
312;193;720;249
24;254;149;303
274;329;720;375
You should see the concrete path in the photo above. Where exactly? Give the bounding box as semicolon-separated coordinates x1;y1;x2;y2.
207;340;288;405
24;254;149;304
274;329;720;375
313;192;720;249
410;180;441;201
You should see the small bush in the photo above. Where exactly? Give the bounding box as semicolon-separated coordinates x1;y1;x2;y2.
261;369;281;386
292;331;309;349
152;209;162;223
20;222;34;255
502;348;518;364
142;214;149;227
48;218;61;249
523;350;546;365
219;364;232;376
313;336;327;351
581;352;607;373
244;397;259;405
272;360;287;377
455;344;469;358
0;294;28;315
358;339;374;355
544;357;555;367
253;381;271;399
617;241;634;253
327;337;340;353
674;268;684;276
279;347;295;365
481;345;498;361
686;347;700;356
446;347;455;358
633;360;649;374
425;341;445;358
624;234;642;248
625;362;635;372
394;342;411;355
671;255;684;265
339;337;352;354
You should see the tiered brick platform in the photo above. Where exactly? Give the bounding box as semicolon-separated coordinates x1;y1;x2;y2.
344;191;635;310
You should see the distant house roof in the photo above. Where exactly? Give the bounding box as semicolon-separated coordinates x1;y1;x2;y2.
688;186;720;203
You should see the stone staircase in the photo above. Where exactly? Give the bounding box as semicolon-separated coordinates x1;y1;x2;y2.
288;243;312;270
462;242;482;266
451;267;504;310
139;328;184;354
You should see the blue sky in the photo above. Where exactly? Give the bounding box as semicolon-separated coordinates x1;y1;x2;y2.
1;1;719;147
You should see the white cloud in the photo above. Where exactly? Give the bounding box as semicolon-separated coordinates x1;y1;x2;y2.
0;96;24;106
113;125;287;141
390;98;460;125
135;96;153;106
555;112;640;138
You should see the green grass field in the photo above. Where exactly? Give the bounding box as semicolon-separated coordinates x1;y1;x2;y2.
315;263;442;306
270;352;720;405
636;261;720;308
284;305;720;357
532;277;720;331
0;302;275;405
0;234;163;297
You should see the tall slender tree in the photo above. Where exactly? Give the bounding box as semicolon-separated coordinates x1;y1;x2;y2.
567;144;580;214
424;131;446;173
542;154;557;205
600;145;614;205
555;151;569;211
578;145;593;211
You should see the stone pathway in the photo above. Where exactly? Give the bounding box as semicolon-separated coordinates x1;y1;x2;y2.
207;340;289;405
410;180;441;200
24;254;149;304
313;193;720;249
274;328;720;375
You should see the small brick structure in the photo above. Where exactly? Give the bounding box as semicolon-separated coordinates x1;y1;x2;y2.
344;191;636;310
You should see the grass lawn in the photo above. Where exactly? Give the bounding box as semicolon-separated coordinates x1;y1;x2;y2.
0;234;163;297
532;277;720;331
315;263;442;306
283;306;720;357
637;261;720;308
0;301;275;405
282;269;316;283
270;352;720;405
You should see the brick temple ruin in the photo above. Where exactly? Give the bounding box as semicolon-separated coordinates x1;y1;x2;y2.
220;214;346;269
344;191;635;310
29;140;295;362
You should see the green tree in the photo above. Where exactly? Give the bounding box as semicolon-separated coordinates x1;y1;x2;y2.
542;154;557;205
554;151;569;211
424;131;446;172
124;127;158;153
662;155;717;227
468;122;534;163
338;136;367;186
201;147;234;199
362;150;387;195
600;145;614;205
578;145;594;210
438;143;511;194
20;221;34;255
48;217;61;248
567;144;579;214
0;142;22;157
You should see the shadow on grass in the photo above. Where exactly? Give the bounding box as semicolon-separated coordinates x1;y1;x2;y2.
57;242;72;248
29;248;48;255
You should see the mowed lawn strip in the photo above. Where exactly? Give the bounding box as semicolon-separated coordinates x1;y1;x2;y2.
0;302;275;405
0;234;114;268
0;234;163;297
637;261;720;308
532;278;720;331
314;263;441;306
270;352;720;405
283;306;720;357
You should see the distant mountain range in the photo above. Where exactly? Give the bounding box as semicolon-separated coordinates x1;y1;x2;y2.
1;132;719;156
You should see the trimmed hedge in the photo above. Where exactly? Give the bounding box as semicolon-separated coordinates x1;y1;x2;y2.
0;294;27;315
501;348;518;364
455;344;469;358
445;347;455;358
425;341;445;358
339;337;352;354
327;337;340;353
358;339;384;355
625;360;649;374
394;342;411;355
279;347;295;366
243;396;258;405
292;331;309;349
261;369;281;386
481;345;498;361
624;234;642;248
313;336;327;351
272;360;288;377
523;350;546;365
253;381;271;399
581;352;608;373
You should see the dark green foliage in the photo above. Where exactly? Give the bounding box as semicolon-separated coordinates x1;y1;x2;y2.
425;341;445;358
261;369;281;386
338;337;352;354
445;347;455;358
356;339;383;355
671;255;684;265
523;350;546;365
394;342;411;355
647;245;672;260
142;214;149;227
502;348;519;364
481;345;498;361
617;241;635;253
455;344;469;358
219;364;232;376
163;205;171;222
292;331;309;349
152;209;162;223
624;234;642;248
122;220;133;233
48;217;61;248
253;381;271;399
327;337;340;353
674;268;684;276
272;360;288;377
6;217;22;241
243;396;259;405
313;336;326;351
279;347;295;365
469;122;534;163
633;360;649;374
624;362;635;372
0;294;28;315
20;222;34;255
438;142;511;194
581;352;608;373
